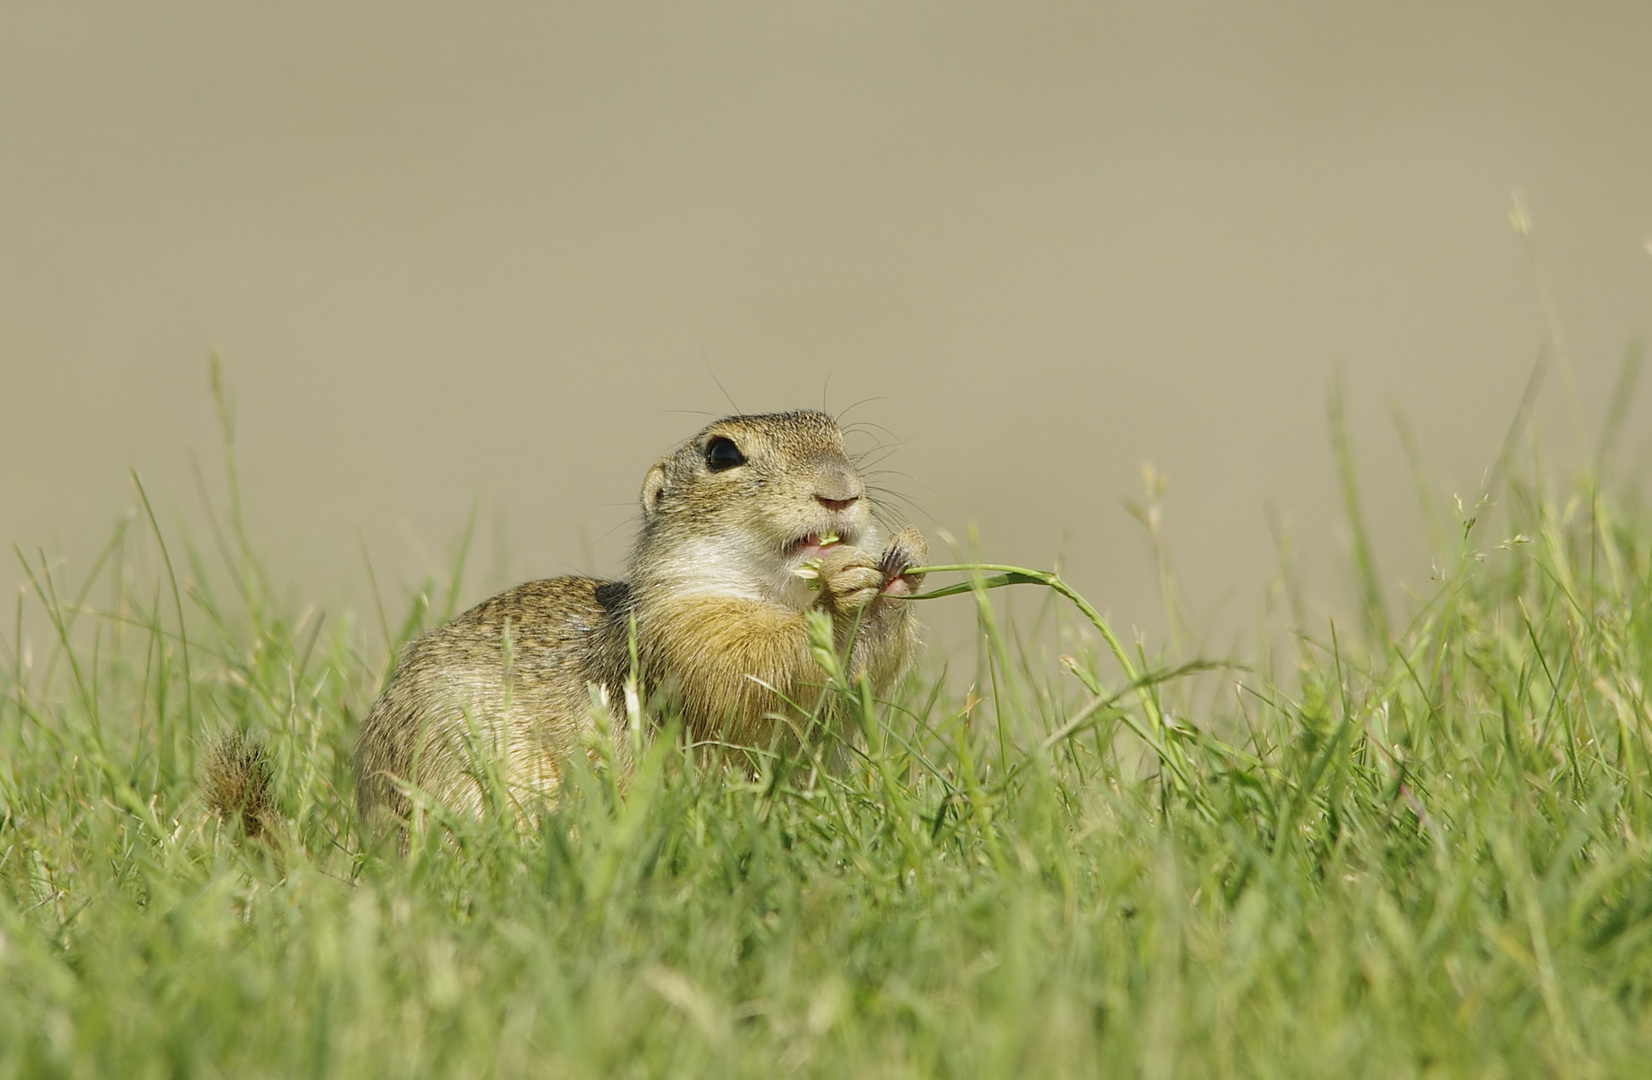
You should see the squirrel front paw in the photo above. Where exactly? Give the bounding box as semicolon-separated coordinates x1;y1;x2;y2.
815;545;886;616
877;526;928;597
814;527;929;615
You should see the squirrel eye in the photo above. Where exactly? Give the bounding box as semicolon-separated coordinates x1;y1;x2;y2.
704;436;746;472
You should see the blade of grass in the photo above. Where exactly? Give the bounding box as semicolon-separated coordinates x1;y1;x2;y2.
1329;373;1390;645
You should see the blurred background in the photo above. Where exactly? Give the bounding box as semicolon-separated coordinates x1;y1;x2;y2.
3;1;1650;664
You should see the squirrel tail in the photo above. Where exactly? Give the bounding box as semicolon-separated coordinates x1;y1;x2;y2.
202;731;280;840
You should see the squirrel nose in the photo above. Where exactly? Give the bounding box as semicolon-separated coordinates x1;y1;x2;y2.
815;494;859;513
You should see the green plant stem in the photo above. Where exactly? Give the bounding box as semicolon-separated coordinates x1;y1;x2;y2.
906;563;1193;794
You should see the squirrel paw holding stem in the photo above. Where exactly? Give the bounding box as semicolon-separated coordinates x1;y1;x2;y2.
815;526;928;616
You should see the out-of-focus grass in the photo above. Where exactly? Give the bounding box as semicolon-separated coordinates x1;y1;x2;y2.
4;384;1652;1078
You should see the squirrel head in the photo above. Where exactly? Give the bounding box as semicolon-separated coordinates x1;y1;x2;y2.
632;411;879;604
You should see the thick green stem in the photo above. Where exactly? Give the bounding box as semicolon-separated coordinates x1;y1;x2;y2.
907;564;1193;793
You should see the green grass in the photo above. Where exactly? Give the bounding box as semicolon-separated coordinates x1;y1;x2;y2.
4;397;1652;1078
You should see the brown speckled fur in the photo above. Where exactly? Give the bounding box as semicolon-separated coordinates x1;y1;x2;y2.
354;410;925;827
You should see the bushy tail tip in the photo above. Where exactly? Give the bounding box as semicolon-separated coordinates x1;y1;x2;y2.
203;731;279;839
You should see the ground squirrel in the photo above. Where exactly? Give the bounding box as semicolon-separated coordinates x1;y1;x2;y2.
354;410;927;824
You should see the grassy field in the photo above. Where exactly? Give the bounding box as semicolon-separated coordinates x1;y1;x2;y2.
4;388;1652;1078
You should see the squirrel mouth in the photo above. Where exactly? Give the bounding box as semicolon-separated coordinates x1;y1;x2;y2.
785;530;849;561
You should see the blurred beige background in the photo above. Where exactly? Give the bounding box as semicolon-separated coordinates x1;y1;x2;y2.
3;2;1650;661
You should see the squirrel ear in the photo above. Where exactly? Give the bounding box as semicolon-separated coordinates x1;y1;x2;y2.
640;462;669;518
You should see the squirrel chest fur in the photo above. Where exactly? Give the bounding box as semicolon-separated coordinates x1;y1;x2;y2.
354;411;927;822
